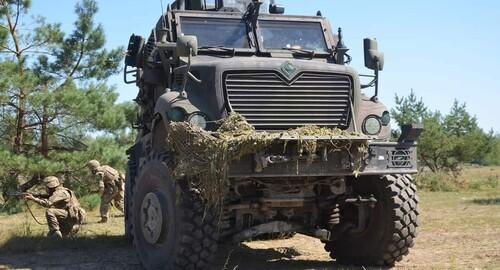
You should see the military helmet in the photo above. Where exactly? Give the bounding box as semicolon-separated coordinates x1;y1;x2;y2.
43;176;60;189
87;160;100;170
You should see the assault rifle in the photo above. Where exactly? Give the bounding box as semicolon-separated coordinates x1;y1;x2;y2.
6;192;49;199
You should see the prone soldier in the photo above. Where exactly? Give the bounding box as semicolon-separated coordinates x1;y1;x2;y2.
86;160;125;223
23;176;86;239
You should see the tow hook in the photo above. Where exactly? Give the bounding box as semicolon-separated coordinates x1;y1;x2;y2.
344;195;377;234
254;152;291;172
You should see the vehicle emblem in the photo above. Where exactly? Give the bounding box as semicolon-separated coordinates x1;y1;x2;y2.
280;61;297;79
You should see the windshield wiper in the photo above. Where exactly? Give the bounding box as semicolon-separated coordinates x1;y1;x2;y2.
198;46;236;56
281;47;316;57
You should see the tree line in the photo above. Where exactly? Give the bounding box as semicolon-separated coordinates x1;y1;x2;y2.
391;90;499;172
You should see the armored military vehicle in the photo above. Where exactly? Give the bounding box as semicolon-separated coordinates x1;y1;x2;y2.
123;0;422;269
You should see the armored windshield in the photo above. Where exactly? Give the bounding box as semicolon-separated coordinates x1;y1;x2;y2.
259;20;328;52
179;17;250;48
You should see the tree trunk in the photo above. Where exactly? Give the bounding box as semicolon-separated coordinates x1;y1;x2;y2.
41;105;49;157
13;97;25;154
5;5;27;154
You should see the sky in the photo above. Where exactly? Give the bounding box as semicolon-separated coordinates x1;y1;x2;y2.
29;0;500;132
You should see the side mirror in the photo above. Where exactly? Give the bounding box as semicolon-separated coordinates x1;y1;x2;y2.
176;35;198;57
364;38;384;71
269;3;285;14
125;34;144;68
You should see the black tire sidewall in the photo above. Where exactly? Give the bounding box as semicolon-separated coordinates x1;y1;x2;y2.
124;165;132;241
133;159;180;270
326;174;419;266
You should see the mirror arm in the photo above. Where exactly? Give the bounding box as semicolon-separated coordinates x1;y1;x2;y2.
188;71;202;83
180;48;203;98
180;48;192;98
360;75;376;89
360;60;380;100
374;67;379;98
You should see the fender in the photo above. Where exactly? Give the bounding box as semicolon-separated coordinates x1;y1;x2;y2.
154;90;201;127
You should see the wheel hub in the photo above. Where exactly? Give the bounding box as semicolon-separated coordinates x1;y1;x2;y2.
140;192;165;244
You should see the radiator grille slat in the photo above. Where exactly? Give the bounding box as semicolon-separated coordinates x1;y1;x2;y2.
224;71;352;130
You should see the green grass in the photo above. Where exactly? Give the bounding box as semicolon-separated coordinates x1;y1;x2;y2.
0;205;125;253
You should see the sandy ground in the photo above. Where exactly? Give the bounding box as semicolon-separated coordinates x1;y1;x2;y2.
0;190;499;270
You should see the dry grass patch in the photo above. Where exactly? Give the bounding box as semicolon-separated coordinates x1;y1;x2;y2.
0;167;499;269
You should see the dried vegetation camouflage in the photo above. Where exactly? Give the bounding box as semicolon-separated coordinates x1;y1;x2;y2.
166;113;369;209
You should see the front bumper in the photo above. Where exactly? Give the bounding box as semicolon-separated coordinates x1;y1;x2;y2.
228;138;418;178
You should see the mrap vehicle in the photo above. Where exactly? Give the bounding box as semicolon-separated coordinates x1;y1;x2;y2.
123;0;422;269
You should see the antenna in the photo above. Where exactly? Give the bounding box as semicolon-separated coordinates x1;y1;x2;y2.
160;0;167;28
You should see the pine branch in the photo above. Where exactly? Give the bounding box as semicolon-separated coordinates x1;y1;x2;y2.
13;0;20;31
69;37;86;78
23;121;43;128
19;41;48;54
0;44;17;54
22;50;53;55
5;101;21;111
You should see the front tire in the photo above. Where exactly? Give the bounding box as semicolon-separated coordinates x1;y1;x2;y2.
124;156;136;242
325;174;419;266
132;154;219;270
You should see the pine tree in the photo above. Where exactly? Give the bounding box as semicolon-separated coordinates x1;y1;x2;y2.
391;89;428;126
1;0;135;198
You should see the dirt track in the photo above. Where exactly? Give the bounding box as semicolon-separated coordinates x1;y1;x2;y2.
1;191;499;270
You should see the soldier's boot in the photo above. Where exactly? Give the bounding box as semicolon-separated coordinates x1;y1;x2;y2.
48;230;63;239
98;216;108;223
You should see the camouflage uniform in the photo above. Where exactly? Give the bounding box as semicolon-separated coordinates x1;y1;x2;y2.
29;176;86;238
87;160;125;222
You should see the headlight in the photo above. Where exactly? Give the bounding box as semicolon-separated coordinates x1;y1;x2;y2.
188;112;208;129
381;111;390;126
363;115;382;135
167;107;187;122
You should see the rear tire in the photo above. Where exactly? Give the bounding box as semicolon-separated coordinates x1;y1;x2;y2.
132;154;219;270
324;174;419;266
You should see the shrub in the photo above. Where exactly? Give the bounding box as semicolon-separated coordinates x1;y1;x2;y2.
486;175;499;189
79;193;101;211
469;175;499;190
0;199;24;215
415;171;466;192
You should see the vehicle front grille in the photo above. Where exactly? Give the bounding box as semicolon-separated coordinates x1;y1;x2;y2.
388;150;413;168
224;71;352;130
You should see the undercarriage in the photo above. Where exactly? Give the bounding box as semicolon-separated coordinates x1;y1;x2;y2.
220;138;417;242
222;175;370;242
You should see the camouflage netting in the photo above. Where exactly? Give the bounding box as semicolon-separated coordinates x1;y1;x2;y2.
166;113;369;210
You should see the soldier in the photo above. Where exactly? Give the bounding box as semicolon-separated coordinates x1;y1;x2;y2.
86;160;125;223
23;176;86;239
